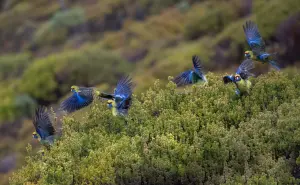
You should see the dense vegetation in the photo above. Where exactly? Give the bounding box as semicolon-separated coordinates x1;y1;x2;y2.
10;70;300;184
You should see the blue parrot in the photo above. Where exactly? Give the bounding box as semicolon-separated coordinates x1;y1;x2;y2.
60;86;100;113
243;20;280;70
173;55;207;87
32;106;57;148
102;76;133;116
223;59;255;96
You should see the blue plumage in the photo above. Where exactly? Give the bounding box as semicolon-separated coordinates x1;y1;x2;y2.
223;60;255;96
114;75;133;101
60;87;94;113
243;20;265;55
114;76;133;113
102;76;134;116
173;55;207;86
33;106;55;140
236;59;254;79
243;21;280;70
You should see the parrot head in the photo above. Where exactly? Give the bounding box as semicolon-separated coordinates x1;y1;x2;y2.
32;132;39;139
234;74;242;82
107;100;114;109
70;85;80;93
244;51;253;59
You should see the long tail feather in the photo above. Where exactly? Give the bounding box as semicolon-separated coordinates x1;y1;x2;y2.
99;92;114;99
269;60;280;71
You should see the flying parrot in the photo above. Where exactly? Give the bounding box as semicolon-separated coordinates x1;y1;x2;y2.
32;106;57;148
60;86;101;113
101;76;133;116
243;20;280;70
173;55;207;87
223;59;255;96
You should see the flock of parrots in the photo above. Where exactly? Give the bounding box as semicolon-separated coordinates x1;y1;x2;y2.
32;20;281;148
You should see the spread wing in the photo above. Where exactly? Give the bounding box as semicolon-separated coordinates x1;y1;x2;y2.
33;106;55;140
114;76;133;99
236;59;255;80
192;55;206;81
173;70;194;86
114;76;133;111
60;88;94;113
243;21;265;55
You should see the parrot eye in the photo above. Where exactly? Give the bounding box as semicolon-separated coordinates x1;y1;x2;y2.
235;76;241;81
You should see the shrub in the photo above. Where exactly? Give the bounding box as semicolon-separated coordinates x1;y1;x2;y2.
10;71;300;184
183;0;241;40
19;45;133;103
0;53;32;80
33;7;86;46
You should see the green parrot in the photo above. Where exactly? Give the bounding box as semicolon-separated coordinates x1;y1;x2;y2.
223;59;255;96
101;76;133;116
60;86;102;113
173;55;207;86
32;106;58;149
243;20;280;70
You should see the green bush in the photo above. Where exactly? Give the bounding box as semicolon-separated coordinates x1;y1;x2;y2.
33;7;86;46
0;53;32;80
10;71;300;184
19;45;133;102
183;0;241;40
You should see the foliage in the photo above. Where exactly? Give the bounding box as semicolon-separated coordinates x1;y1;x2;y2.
10;71;300;184
33;7;86;46
183;0;241;40
19;45;133;102
0;53;32;80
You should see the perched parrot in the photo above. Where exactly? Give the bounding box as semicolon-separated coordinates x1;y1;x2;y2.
32;106;57;148
243;20;280;70
102;76;133;116
173;55;207;87
60;86;101;113
223;59;255;96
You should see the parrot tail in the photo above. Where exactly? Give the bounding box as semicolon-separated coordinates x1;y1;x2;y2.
99;92;114;100
269;60;281;71
267;53;280;71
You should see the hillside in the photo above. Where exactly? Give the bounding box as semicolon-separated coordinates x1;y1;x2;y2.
10;70;300;184
0;0;300;184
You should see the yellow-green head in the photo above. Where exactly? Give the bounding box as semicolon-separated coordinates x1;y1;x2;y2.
107;99;114;109
234;74;242;82
32;131;39;140
244;51;254;59
71;85;80;93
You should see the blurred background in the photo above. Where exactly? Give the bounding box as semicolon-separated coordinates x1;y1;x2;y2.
0;0;299;184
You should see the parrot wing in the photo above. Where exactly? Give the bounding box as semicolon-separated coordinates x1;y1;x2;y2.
60;89;94;113
114;76;133;100
114;76;133;112
236;59;255;80
33;106;55;140
173;70;194;86
243;21;265;55
192;55;206;81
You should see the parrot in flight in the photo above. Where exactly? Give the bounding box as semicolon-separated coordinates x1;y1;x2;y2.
60;86;101;113
243;20;280;70
32;106;58;149
173;55;207;87
223;59;255;96
101;76;133;116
